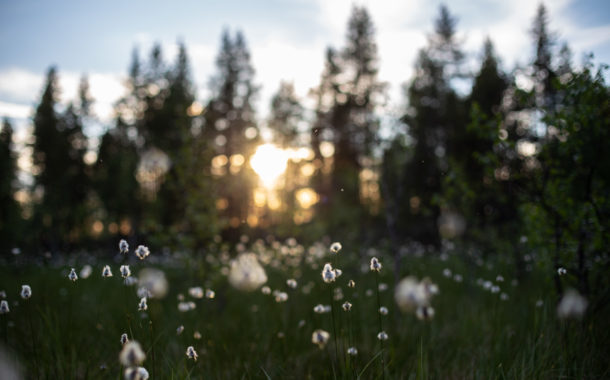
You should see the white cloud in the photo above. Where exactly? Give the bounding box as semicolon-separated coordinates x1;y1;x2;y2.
0;101;32;120
0;68;43;103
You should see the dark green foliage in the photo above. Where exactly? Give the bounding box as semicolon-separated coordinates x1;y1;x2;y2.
31;67;90;250
0;118;21;251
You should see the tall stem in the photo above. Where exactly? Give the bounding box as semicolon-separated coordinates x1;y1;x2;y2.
374;271;385;379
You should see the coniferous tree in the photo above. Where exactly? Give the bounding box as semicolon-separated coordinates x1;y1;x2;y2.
0;118;21;251
399;5;465;246
269;81;303;149
204;30;259;234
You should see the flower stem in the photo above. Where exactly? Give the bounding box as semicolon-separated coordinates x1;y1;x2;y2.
374;271;385;380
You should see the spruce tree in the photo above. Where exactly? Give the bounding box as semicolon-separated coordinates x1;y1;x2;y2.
0;118;20;251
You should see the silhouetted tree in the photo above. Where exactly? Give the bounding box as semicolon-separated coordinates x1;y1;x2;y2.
0;117;21;251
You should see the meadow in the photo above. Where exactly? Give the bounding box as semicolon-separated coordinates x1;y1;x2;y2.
1;238;608;379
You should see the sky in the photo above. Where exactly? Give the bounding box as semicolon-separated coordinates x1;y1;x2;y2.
1;0;609;142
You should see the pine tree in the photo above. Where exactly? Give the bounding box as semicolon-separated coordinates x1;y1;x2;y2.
269;81;303;149
399;5;466;246
0;118;21;251
204;30;259;233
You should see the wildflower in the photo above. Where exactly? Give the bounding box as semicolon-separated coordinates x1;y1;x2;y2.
347;347;358;356
124;366;149;380
186;346;198;361
443;268;452;278
314;304;327;314
394;277;428;313
68;268;78;282
0;300;9;314
261;286;271;295
500;292;509;301
178;301;195;312
228;253;268;292
138;297;147;311
176;326;184;335
120;265;131;279
102;265;113;278
80;265;92;279
0;290;5;298
377;331;388;341
193;331;202;339
420;277;439;297
370;257;382;272
415;305;435;321
120;333;129;345
496;275;504;282
119;341;146;367
330;242;342;254
333;287;344;300
205;289;215;299
20;285;31;299
342;301;352;311
137;287;152;299
453;274;463;283
557;267;567;276
334;268;343;277
378;282;388;292
557;289;588;319
135;245;150;260
188;287;204;299
138;268;168;299
312;329;330;348
491;285;500;294
274;291;288;303
379;306;388;315
286;279;297;289
348;280;355;288
298;320;306;328
119;239;129;254
322;263;336;283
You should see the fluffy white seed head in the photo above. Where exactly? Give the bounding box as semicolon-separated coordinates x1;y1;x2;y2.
0;300;9;314
205;289;215;299
557;289;588;319
228;253;268;292
120;265;131;279
348;280;355;288
416;305;435;321
80;265;92;279
322;263;336;283
286;279;297;289
347;347;358;356
394;277;429;313
379;306;388;315
274;291;288;303
68;268;78;282
557;267;567;276
342;301;352;311
102;265;113;278
186;346;198;361
312;329;330;348
20;285;31;299
119;239;129;254
135;245;150;260
330;242;342;254
370;257;382;272
137;268;168;299
119;341;146;367
188;287;204;299
138;297;148;311
176;326;184;335
377;331;388;341
120;333;129;345
261;286;271;295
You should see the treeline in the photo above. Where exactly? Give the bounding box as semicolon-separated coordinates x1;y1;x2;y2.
1;4;608;296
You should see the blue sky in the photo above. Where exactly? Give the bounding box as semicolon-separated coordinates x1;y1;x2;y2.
1;0;609;135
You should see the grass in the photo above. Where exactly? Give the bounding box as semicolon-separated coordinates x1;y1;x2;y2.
0;240;608;379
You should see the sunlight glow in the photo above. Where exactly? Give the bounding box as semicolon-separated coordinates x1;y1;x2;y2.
250;144;289;187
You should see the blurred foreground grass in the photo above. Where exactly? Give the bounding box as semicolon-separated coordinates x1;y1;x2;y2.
0;241;608;379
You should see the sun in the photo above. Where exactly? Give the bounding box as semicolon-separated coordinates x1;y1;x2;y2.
250;144;289;188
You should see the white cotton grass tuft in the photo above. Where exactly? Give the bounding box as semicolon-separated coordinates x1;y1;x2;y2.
557;267;567;276
188;287;204;299
322;263;336;283
228;253;268;292
119;340;146;367
186;346;198;361
119;239;129;254
68;268;78;282
120;333;129;345
379;306;388;315
394;277;427;313
80;265;92;279
377;331;389;341
120;265;131;279
342;301;352;311
137;268;168;299
312;329;330;348
286;279;298;289
178;301;196;312
135;245;150;260
0;300;9;314
348;279;355;288
370;257;382;272
20;285;31;299
557;289;588;319
176;325;184;335
138;298;148;311
330;242;342;254
274;291;288;303
124;366;149;380
347;347;358;356
205;289;215;299
102;265;113;278
261;286;271;295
